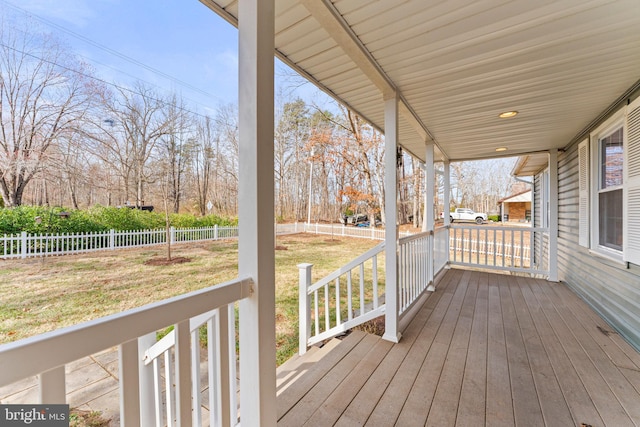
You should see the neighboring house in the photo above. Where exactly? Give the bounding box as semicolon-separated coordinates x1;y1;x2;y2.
497;189;532;222
513;93;640;350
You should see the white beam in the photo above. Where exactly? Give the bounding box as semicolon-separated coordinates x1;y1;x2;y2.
548;149;559;282
300;0;447;160
383;93;400;343
237;0;277;425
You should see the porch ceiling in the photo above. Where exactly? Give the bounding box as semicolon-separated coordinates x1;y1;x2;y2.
200;0;640;163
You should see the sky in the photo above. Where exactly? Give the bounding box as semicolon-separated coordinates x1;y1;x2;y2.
1;0;327;115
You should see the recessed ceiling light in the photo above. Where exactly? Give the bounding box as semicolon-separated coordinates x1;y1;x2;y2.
495;147;508;152
499;111;518;118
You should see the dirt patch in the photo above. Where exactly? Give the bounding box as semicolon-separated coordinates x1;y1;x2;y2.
275;245;288;250
324;239;342;244
70;409;110;427
143;257;191;266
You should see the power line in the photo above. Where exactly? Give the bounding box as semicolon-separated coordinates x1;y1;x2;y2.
0;40;222;121
0;0;224;103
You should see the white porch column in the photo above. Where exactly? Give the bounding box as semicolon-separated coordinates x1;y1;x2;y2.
443;161;451;264
237;0;277;425
383;92;401;343
443;161;451;227
425;142;435;231
425;142;435;291
548;149;559;282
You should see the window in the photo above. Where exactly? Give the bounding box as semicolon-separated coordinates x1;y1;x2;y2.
579;97;640;265
597;127;623;251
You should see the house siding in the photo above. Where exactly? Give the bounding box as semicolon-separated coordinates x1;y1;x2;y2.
556;136;640;350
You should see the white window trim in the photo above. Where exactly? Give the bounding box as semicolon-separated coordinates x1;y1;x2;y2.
589;110;625;261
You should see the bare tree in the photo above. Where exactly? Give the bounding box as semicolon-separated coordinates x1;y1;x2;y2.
193;115;216;216
275;98;309;219
214;103;239;215
0;17;98;206
98;82;172;207
157;95;193;213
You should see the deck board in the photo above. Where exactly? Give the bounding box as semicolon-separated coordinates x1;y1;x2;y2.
456;271;488;426
277;269;640;427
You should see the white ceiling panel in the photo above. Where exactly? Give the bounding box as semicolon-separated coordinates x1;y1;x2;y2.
201;0;640;163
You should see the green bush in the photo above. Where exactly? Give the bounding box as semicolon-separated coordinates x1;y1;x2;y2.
0;206;105;235
169;213;237;228
488;214;500;222
0;205;236;235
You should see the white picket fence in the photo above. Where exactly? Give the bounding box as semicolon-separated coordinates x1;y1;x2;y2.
0;225;240;259
0;222;409;259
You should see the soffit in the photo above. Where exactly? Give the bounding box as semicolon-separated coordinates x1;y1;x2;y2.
200;0;640;164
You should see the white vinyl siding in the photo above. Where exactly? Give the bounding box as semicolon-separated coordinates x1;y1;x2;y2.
625;98;640;264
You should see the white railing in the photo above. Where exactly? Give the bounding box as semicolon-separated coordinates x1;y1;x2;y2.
434;226;449;274
398;231;434;319
0;225;239;259
142;307;237;427
0;276;252;427
449;225;548;275
298;242;385;354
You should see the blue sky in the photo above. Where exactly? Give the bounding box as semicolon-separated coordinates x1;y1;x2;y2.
3;0;326;115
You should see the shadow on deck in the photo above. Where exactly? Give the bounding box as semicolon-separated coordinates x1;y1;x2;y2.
276;268;640;427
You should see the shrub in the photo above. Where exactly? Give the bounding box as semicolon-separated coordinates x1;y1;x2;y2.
0;206;105;235
169;213;237;228
0;205;236;235
488;214;500;222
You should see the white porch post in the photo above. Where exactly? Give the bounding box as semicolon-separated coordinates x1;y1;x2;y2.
548;149;559;282
383;92;401;343
425;142;436;291
443;161;450;227
443;161;451;264
237;0;277;425
425;142;435;231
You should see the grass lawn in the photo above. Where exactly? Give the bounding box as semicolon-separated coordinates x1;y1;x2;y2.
0;233;381;365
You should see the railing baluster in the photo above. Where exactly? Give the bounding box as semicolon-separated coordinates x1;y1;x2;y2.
119;339;141;427
347;271;353;321
511;230;516;267
335;278;341;326
164;351;174;427
298;265;312;354
191;328;202;427
372;256;378;309
359;264;365;316
174;320;192;427
314;290;320;336
226;306;238;425
207;316;220;427
325;283;330;331
152;359;163;427
39;366;65;404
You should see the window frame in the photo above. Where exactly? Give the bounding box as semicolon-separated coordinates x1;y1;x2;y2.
589;111;626;261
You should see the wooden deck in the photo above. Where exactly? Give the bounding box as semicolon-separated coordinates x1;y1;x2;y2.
276;268;640;427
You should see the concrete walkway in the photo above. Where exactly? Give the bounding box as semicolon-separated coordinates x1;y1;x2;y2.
0;347;121;425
